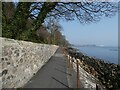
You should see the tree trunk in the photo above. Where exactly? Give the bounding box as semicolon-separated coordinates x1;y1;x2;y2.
34;2;57;31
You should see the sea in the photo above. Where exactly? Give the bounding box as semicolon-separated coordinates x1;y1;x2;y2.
74;46;119;65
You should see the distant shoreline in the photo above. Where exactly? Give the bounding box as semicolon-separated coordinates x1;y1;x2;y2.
73;44;118;48
73;45;118;65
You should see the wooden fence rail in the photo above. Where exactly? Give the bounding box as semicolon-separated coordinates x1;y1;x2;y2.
62;47;101;90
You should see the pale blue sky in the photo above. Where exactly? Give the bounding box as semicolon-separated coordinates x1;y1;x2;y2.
60;13;118;47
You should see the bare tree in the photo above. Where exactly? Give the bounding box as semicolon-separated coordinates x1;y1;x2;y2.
45;18;63;44
2;2;118;39
36;25;50;43
32;2;117;29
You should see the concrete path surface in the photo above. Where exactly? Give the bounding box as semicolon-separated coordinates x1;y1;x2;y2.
24;48;71;88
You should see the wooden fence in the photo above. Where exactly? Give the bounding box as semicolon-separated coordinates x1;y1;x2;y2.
62;47;101;90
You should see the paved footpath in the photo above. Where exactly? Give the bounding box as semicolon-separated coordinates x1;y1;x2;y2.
24;48;71;88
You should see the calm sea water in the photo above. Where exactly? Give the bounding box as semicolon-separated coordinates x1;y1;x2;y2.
74;46;119;65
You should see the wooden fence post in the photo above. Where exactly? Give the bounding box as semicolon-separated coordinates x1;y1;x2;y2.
76;59;80;90
68;55;70;68
96;84;99;90
71;58;73;68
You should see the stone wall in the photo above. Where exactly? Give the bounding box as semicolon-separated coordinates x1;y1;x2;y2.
0;37;58;88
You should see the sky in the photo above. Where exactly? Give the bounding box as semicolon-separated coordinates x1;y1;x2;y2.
60;13;118;47
11;1;118;47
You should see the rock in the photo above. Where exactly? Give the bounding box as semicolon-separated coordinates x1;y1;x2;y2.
1;57;4;61
65;46;120;89
19;58;23;63
7;62;10;65
7;75;14;79
2;69;8;75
